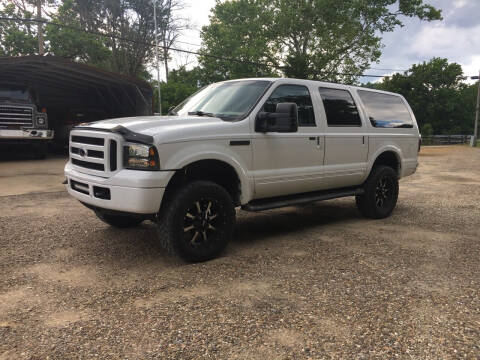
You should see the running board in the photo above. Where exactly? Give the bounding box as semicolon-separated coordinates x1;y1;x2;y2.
242;187;365;212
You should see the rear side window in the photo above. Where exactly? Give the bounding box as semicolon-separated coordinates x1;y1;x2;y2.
318;88;362;127
263;85;316;126
358;90;413;128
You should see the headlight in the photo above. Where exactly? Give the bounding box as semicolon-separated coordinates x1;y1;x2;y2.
37;116;46;125
123;144;160;170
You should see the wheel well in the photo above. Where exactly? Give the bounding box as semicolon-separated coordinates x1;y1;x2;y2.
165;160;241;206
372;151;400;175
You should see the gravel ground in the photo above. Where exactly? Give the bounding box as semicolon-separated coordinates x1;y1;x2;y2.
0;146;479;359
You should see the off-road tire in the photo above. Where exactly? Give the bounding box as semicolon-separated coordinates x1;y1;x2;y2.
356;165;399;219
95;212;144;228
156;180;235;262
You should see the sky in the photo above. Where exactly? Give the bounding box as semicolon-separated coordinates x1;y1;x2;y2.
169;0;479;84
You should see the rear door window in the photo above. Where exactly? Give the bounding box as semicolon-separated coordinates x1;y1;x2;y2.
357;90;413;128
318;88;362;127
263;85;316;127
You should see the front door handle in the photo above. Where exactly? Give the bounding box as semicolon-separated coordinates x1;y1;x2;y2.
308;136;323;150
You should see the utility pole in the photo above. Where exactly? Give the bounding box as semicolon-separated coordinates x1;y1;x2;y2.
37;0;44;55
163;0;172;83
153;0;162;115
472;71;480;147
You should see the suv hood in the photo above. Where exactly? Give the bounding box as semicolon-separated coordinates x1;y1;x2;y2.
76;115;235;144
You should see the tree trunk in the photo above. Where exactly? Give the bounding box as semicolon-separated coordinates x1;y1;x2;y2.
37;0;44;55
163;47;169;82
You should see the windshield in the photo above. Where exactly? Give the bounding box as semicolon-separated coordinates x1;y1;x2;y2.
0;88;32;101
173;80;271;120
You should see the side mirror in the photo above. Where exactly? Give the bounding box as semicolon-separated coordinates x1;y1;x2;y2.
255;103;299;133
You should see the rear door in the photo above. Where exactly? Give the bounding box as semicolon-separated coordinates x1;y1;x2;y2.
317;86;369;188
252;82;325;199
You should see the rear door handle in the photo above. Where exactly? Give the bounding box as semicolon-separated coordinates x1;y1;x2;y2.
309;137;316;141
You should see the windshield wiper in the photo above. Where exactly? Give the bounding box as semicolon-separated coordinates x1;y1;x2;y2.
188;111;215;117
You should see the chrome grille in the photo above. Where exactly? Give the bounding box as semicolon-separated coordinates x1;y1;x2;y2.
0;105;33;127
69;130;122;177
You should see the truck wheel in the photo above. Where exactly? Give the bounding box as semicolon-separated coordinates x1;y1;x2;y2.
156;180;235;262
356;165;399;219
95;212;144;228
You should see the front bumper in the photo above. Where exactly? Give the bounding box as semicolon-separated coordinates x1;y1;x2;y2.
65;162;174;214
0;129;54;140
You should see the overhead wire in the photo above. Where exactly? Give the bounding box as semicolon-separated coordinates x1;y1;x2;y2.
0;16;417;78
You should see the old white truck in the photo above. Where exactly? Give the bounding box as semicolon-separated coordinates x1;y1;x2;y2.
65;78;420;262
0;86;52;158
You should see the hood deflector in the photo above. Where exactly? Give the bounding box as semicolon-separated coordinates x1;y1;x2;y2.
72;125;154;145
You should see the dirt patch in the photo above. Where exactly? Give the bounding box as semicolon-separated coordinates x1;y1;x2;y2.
269;328;305;347
26;263;100;288
44;310;90;327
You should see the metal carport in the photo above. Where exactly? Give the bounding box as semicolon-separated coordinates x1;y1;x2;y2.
0;55;152;144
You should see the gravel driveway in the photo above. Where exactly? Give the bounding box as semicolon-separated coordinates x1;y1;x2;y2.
0;146;479;359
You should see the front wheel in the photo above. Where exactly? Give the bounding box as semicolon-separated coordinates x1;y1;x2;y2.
156;180;236;262
356;165;399;219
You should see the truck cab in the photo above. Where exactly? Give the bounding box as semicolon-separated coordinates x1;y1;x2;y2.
0;86;52;158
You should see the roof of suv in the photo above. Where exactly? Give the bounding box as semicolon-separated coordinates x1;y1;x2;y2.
223;77;403;97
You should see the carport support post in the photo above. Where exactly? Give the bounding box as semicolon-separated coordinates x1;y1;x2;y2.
153;0;162;115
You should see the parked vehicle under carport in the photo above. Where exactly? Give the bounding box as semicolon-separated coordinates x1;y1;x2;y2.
0;86;51;159
0;56;153;157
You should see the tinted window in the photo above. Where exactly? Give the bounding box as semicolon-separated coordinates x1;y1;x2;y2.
318;88;362;127
263;85;316;126
358;90;413;128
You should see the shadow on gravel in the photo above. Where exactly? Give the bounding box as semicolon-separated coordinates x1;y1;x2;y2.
88;200;362;265
233;200;361;246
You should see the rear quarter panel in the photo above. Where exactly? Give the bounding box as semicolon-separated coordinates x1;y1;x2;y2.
352;89;420;180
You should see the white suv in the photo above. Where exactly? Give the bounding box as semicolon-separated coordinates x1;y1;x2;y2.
65;78;420;261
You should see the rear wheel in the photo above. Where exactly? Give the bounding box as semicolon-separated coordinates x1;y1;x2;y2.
156;180;235;262
95;212;144;228
356;165;399;219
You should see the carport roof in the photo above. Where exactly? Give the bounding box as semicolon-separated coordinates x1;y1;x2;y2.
0;55;151;93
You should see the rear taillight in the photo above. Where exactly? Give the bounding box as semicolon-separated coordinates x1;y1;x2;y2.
418;135;422;153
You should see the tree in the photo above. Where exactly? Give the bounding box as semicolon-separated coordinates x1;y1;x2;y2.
0;3;38;56
156;0;189;82
153;66;202;112
5;0;58;55
369;58;476;134
44;0;187;78
45;0;111;68
199;0;442;83
198;0;279;83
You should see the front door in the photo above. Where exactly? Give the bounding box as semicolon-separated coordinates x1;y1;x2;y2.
252;83;325;199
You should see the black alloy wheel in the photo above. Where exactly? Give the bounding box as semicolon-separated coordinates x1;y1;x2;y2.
375;175;394;209
356;165;399;219
156;180;235;262
182;197;222;249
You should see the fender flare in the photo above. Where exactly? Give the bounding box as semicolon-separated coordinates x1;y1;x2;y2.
162;145;253;204
366;145;403;177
